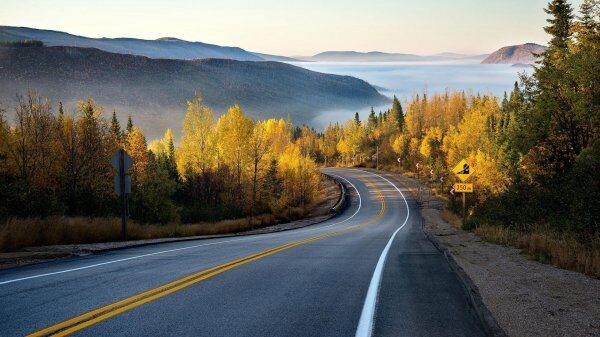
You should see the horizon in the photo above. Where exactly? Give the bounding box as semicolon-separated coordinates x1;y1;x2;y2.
0;0;585;56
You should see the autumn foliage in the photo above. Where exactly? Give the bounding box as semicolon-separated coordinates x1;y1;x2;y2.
0;95;321;227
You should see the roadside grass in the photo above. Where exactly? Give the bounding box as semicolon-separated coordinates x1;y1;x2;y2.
0;213;278;252
0;179;340;252
474;225;600;278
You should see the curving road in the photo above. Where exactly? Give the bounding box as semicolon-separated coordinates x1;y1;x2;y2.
0;168;485;337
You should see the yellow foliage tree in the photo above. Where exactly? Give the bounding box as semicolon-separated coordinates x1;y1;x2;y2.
177;97;215;176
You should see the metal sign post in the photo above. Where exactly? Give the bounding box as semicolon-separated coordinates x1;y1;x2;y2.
452;159;474;224
110;149;133;240
376;145;379;170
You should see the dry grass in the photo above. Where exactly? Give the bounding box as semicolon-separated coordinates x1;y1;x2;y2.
475;225;600;278
441;209;463;228
0;214;281;252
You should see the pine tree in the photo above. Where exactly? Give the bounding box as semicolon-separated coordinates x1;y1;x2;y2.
501;92;509;112
544;0;574;52
354;112;361;125
126;114;133;134
367;107;378;128
578;0;599;38
390;95;405;131
57;102;64;122
111;110;121;142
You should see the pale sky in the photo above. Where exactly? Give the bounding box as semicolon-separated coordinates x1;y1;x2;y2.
0;0;585;56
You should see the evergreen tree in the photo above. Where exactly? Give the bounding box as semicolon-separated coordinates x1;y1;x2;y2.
544;0;574;52
367;107;378;129
577;0;599;38
354;112;361;125
57;102;64;122
126;114;133;134
390;95;405;131
110;110;121;141
501;92;509;112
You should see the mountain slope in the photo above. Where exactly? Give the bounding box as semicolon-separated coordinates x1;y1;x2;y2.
251;52;303;62
0;45;388;139
481;43;548;64
0;26;264;61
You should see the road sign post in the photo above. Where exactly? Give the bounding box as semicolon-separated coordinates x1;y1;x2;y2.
452;159;474;224
111;149;133;241
376;145;379;170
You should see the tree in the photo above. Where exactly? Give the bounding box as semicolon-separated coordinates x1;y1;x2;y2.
215;104;253;200
110;110;121;142
354;112;361;125
125;127;150;186
177;97;216;176
544;0;574;52
126;114;133;135
249;121;270;211
57;102;64;123
390;95;405;131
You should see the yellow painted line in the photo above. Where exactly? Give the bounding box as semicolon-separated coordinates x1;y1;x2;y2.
28;180;386;337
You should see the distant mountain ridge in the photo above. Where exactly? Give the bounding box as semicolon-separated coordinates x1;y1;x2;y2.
0;26;299;61
481;43;548;64
0;44;388;139
303;50;488;62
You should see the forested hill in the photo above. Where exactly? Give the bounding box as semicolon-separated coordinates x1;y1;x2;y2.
0;44;388;139
0;26;264;61
481;43;548;64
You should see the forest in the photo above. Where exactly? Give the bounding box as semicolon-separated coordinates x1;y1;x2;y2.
0;94;324;233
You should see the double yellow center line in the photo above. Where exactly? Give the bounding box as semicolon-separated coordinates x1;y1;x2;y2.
29;180;385;336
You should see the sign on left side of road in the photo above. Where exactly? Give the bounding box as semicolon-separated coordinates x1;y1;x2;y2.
114;175;132;194
110;151;134;172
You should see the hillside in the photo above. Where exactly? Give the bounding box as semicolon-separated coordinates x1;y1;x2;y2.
0;26;265;61
481;43;548;64
0;45;388;139
309;51;423;62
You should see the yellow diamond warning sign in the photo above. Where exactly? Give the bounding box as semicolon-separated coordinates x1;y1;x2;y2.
452;159;473;182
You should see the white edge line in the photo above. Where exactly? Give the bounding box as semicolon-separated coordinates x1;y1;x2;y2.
0;171;362;286
355;170;411;337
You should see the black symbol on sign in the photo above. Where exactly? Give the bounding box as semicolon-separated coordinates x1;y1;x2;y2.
457;163;469;174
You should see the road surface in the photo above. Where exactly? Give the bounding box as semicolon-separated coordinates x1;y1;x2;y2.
0;168;485;337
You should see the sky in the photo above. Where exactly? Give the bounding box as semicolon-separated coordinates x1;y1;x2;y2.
0;0;585;56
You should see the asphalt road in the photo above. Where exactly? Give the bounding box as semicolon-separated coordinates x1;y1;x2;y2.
0;168;485;337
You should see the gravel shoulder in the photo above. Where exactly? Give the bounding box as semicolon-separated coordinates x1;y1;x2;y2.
369;169;600;337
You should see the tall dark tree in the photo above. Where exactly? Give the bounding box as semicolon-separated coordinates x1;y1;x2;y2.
544;0;574;52
367;107;378;129
578;0;599;34
390;95;405;131
57;102;64;122
110;110;121;142
126;114;133;134
354;112;361;125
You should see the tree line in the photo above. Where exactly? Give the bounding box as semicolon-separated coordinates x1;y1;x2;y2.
0;96;321;224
